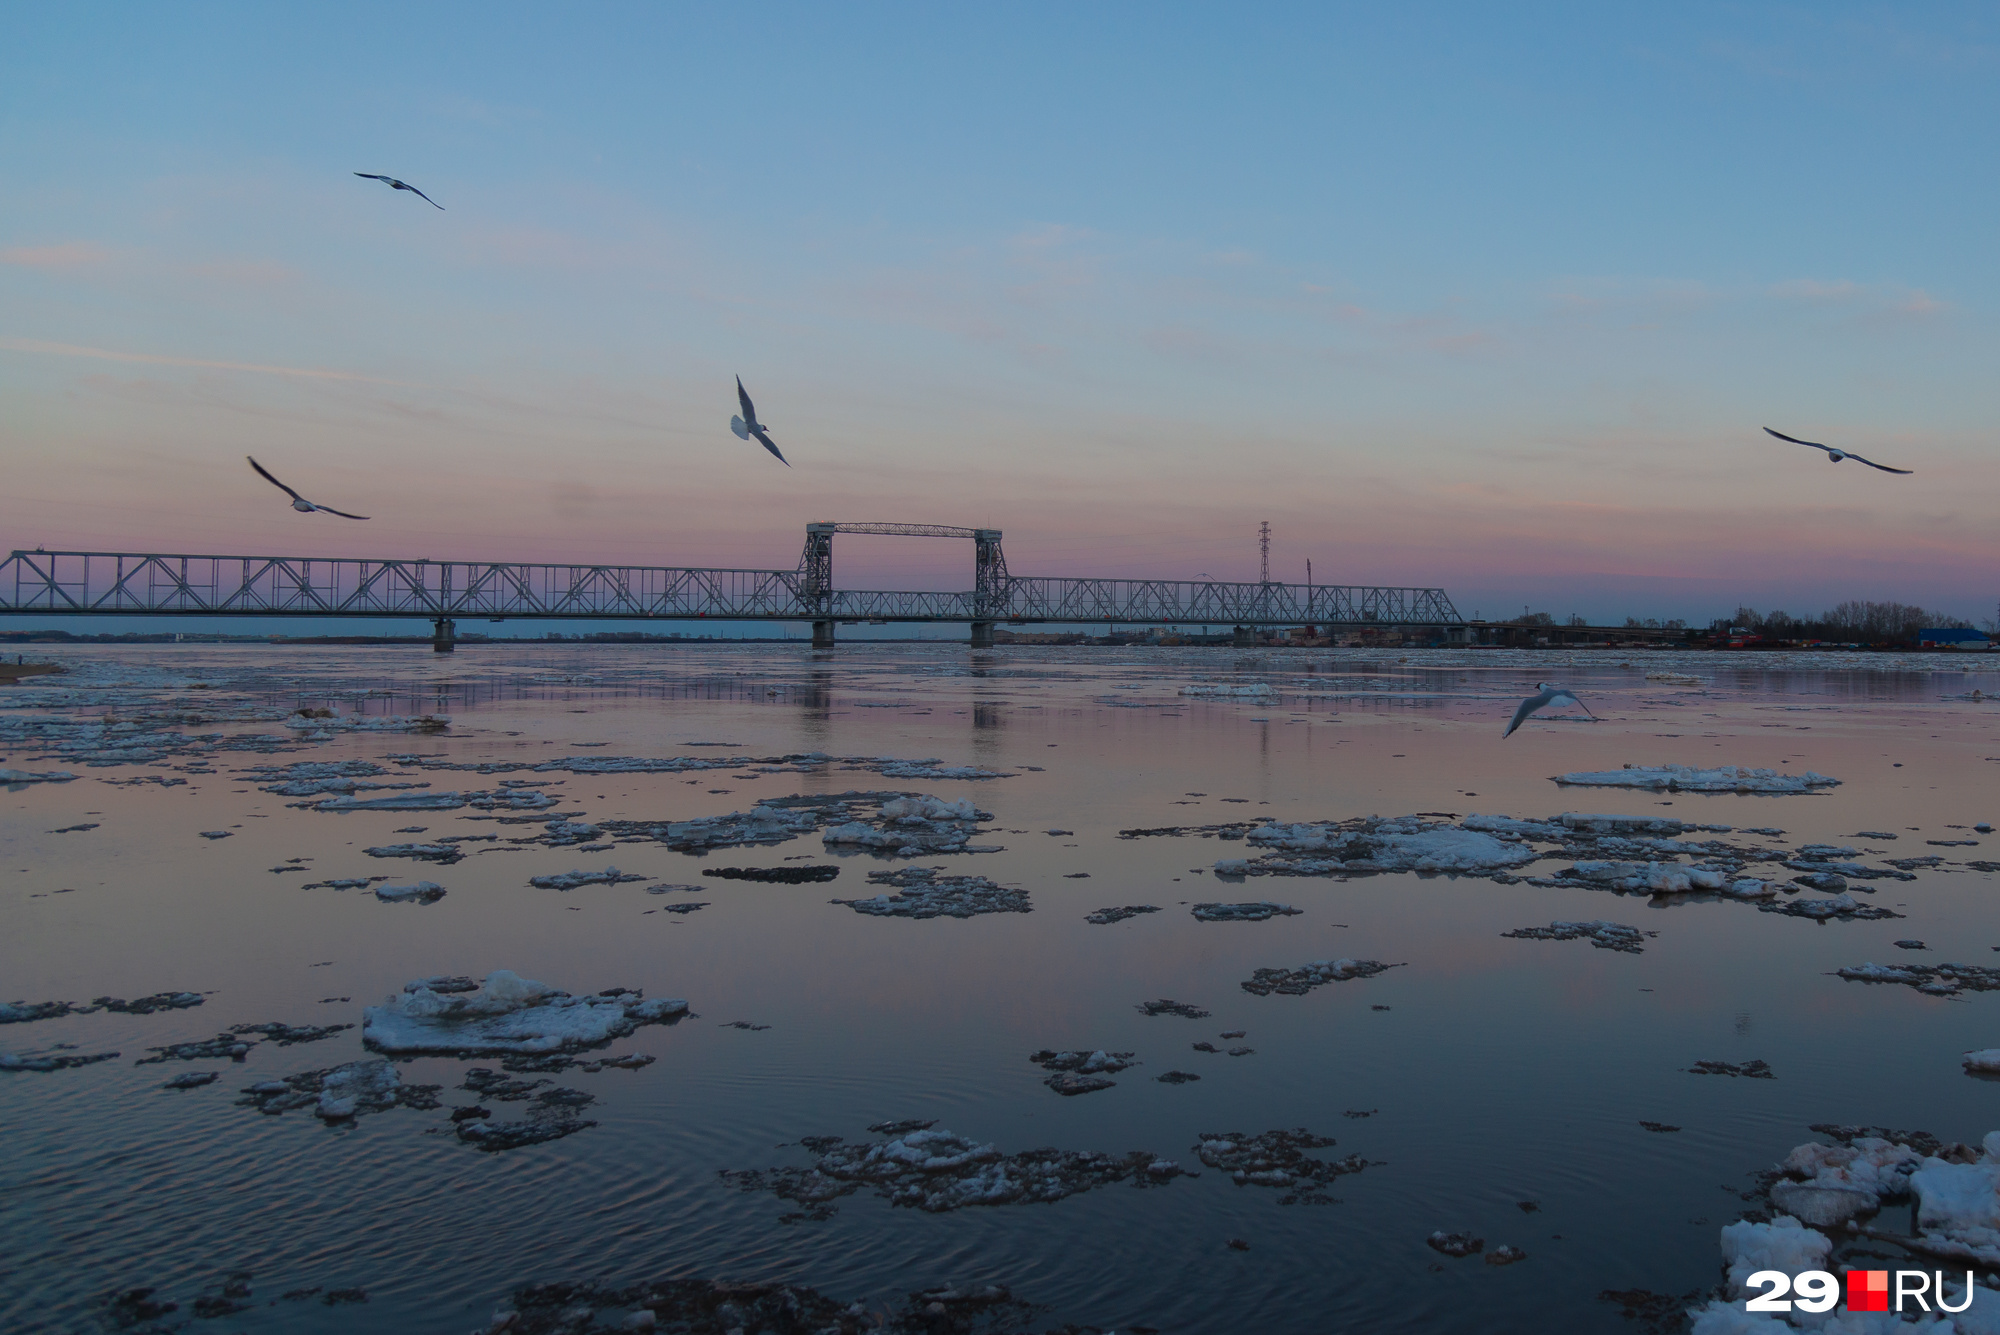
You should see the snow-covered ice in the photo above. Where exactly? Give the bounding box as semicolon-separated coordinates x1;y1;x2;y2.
831;867;1030;918
238;1058;442;1121
362;970;688;1056
1239;959;1392;996
1554;764;1841;794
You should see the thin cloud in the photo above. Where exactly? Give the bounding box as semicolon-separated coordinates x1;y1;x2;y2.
0;338;412;385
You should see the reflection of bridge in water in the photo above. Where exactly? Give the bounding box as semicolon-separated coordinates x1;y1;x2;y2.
0;520;1462;651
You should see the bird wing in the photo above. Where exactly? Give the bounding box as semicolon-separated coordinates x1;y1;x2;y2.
1846;452;1913;475
1550;690;1595;718
1502;694;1542;738
402;182;444;209
247;456;306;503
313;504;372;520
354;172;392;183
1763;427;1831;453
736;376;756;424
751;427;789;467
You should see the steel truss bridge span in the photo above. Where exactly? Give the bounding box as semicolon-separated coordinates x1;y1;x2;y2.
0;544;1461;648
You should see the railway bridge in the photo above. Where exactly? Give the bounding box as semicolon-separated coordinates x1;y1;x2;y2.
0;521;1463;650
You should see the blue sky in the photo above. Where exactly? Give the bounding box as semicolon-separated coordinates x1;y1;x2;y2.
3;2;1997;626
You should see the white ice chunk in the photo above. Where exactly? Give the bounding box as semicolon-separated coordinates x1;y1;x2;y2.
1719;1215;1830;1298
1687;1303;1789;1335
878;795;978;822
363;969;686;1055
314;1058;401;1120
1965;1051;2000;1074
1913;1159;2000;1234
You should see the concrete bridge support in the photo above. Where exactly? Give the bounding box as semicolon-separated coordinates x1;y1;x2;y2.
1232;624;1254;647
969;621;995;648
812;619;836;649
431;617;456;653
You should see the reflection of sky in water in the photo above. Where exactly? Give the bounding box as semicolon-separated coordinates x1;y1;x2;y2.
4;644;2000;1332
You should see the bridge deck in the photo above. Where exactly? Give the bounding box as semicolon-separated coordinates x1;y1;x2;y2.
0;550;1462;627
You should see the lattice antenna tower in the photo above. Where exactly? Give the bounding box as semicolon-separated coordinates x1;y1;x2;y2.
1258;521;1271;584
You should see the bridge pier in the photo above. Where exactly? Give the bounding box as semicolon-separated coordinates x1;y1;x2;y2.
431;617;456;653
969;620;994;649
1232;624;1254;648
811;619;836;649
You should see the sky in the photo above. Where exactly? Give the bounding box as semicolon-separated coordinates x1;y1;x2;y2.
3;2;1998;627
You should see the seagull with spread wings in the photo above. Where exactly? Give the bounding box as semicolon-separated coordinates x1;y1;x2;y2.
1763;427;1912;474
248;457;371;519
1503;682;1594;738
730;377;789;466
353;172;444;209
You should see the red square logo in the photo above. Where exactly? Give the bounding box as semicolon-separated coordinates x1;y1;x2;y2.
1846;1270;1889;1313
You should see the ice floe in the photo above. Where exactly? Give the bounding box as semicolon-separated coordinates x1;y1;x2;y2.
702;865;839;883
362;971;687;1056
1240;959;1394;996
1191;901;1301;921
364;842;464;864
0;767;75;783
1085;904;1161;924
821;794;995;856
831;867;1030;918
0;991;205;1023
1686;1125;2000;1329
1222;817;1543;879
282;712;449;733
1838;962;2000;996
374;881;446;904
1501;921;1654;953
720;1125;1187;1220
528;868;650;891
1759;892;1903;921
1689;1060;1775;1079
1180;682;1276;698
1137;999;1210;1018
1554;764;1840;794
484;1276;1047;1335
1028;1049;1136;1096
1194;1128;1372;1204
309;787;558;813
451;1076;600;1150
1;1048;120;1072
238;1058;442;1121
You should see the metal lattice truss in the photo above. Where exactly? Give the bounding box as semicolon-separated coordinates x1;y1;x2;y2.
0;548;1461;627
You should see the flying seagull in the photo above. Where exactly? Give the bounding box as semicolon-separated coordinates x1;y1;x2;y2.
730;377;789;466
1503;682;1594;738
247;456;370;519
353;172;444;209
1763;427;1911;474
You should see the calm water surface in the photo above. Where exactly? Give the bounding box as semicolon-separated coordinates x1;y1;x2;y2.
5;643;1999;1333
